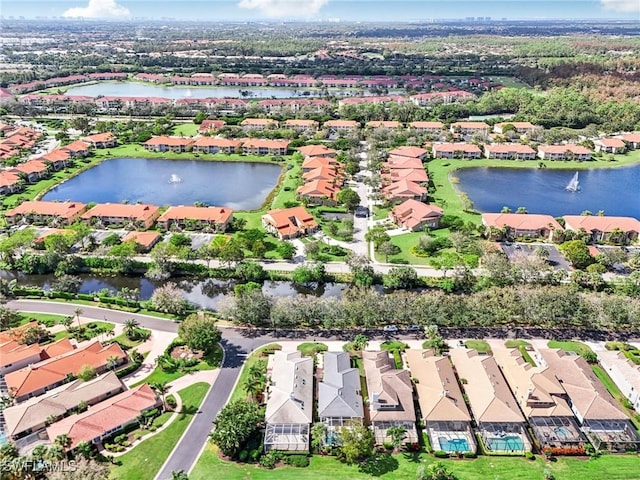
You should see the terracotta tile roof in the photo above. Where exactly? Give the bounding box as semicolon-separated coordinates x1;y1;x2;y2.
409;121;444;130
366;121;402;129
432;143;482;154
451;121;489;130
158;205;233;224
143;136;194;147
297;180;339;199
240;118;278;126
562;215;640;233
302;166;338;181
40;149;72;162
0;171;21;187
6;201;87;220
386;168;429;183
538;144;591;155
620;133;640;143
323;120;359;128
62;140;90;153
0;321;41;343
284;119;319;127
392;199;443;230
12;160;48;175
298;145;337;157
241;138;290;149
198;120;226;131
302;156;339;170
0;341;42;370
121;231;161;249
595;138;626;148
263;207;318;237
192;137;242;148
485;143;536;154
82;132;115;144
46;383;159;448
81;203;160;223
385;157;424;170
482;213;563;231
388;146;429;158
383;179;427;197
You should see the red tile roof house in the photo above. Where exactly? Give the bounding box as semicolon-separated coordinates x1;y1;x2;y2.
388;146;429;161
157;205;234;232
450;121;490;136
384;156;424;170
382;179;427;203
81;203;161;230
5;201;88;226
262;207;318;240
0;322;53;375
240;118;278;131
431;143;482;159
366;121;403;130
46;383;160;450
301;156;341;172
563;215;640;244
10;160;50;183
390;200;444;231
383;168;429;184
484;143;537;160
192;137;242;154
143;136;194;153
6;341;127;403
302;166;341;183
241;139;290;156
594;138;626;154
297;180;340;205
121;231;162;252
298;145;337;158
61;140;90;158
493;122;538;135
82;132;116;149
537;145;592;161
619;133;640;150
482;213;563;241
284;119;319;132
323;120;360;132
408;121;445;134
0;171;23;195
197;119;227;134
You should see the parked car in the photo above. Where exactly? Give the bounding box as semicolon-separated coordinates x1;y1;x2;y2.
355;206;369;218
383;325;399;333
406;325;421;332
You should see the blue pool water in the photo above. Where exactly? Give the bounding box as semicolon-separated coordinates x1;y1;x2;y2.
486;435;525;451
0;431;7;445
554;427;571;439
438;437;470;452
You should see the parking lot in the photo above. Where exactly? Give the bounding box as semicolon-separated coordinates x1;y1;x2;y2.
500;242;572;270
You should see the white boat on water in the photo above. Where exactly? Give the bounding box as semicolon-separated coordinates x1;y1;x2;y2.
169;174;183;184
565;172;580;192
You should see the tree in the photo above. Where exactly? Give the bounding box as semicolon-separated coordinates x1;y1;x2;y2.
379;241;400;262
311;422;328;452
0;306;21;331
151;282;187;315
170;471;190;480
152;381;169;409
77;364;97;381
558;240;594;269
277;241;296;260
384;266;419;289
304;240;321;258
365;225;391;250
235;261;266;283
337;187;361;212
416;462;458;480
218;239;245;267
337;422;374;464
352;333;369;351
387;425;407;450
178;314;221;354
73;307;83;329
292;263;326;286
75;440;93;459
209;400;262;458
44;233;73;254
48;457;110;480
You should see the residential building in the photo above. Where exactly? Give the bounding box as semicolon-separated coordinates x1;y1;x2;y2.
540;348;640;452
198;120;227;134
284;119;319;132
390;199;444;231
297;180;339;204
61;140;91;158
191;137;241;154
46;383;160;449
388;146;429;161
382;179;427;202
302;166;340;183
362;351;418;445
262;207;318;240
431;143;482;159
384;156;424;170
450;122;490;136
619;133;640;150
81;203;160;230
157;205;233;232
493;122;538;135
484;143;536;160
121;231;162;252
366;121;402;130
5;201;88;226
240;118;278;131
598;350;640;412
301;156;340;172
298;145;337;158
449;349;530;454
408;122;444;134
241;138;290;156
562;215;640;244
594;138;626;154
406;350;474;453
323;120;360;133
11;160;50;183
143;136;193;152
264;351;313;452
492;347;586;453
0;171;22;195
81;133;116;149
3;372;125;441
537;145;592;161
318;352;364;445
482;213;563;241
6;341;127;403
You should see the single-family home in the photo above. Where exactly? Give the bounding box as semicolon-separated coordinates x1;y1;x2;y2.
482;213;563;241
5;201;88;226
562;215;640;244
262;207;318;240
240;118;278;131
81;203;160;230
598;350;640;412
431;143;482;159
82;132;116;149
297;180;339;204
157;205;233;232
264;351;313;452
46;383;160;449
3;372;125;441
449;349;530;454
537;145;592;161
382;179;427;203
492;347;586;453
390;199;444;231
120;231;162;252
619;133;640;150
318;352;364;445
406;349;474;454
450;122;490;136
594;138;626;154
362;351;418;445
540;348;640;452
484;143;536;160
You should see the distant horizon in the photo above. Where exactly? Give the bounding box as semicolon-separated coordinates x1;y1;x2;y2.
2;0;639;22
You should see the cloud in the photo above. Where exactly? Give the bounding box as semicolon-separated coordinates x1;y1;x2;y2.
62;0;130;18
600;0;640;12
238;0;329;18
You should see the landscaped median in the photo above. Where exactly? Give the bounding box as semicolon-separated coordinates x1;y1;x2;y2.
110;382;210;480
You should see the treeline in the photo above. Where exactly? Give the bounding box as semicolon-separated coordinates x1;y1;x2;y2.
219;285;640;331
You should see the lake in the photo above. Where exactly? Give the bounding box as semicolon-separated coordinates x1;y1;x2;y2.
42;158;282;210
64;82;380;100
456;165;640;218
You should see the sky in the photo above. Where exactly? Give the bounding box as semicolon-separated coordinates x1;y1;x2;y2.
1;0;639;21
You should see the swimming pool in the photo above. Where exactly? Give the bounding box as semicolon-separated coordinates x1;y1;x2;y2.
438;437;470;452
0;431;7;445
554;427;571;440
486;435;525;451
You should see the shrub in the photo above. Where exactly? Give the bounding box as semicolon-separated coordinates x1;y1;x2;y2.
259;451;278;469
463;451;477;458
166;396;177;409
238;450;249;462
525;451;535;460
285;455;310;468
434;450;449;458
383;441;394;451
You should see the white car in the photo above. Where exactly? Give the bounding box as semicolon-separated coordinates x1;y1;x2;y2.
383;325;399;333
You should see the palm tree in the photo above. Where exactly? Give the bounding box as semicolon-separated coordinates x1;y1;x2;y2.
73;307;83;329
151;381;169;410
106;354;120;371
46;444;65;461
244;374;263;402
30;444;49;462
387;425;407;451
124;318;140;339
62;316;73;332
54;433;72;451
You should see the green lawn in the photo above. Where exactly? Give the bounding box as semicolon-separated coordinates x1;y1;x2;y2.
488;76;532;89
373;206;389;221
172;123;199;137
547;340;593;356
52;320;115;341
19;312;68;327
110;382;210;480
297;342;328;356
504;339;530;348
191;444;640;480
373;229;455;266
228;343;281;404
109;328;152;349
465;339;492;354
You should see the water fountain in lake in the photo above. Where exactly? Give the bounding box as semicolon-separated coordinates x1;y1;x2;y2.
565;172;580;192
168;174;183;184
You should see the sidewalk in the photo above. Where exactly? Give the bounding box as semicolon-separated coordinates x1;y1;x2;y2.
123;330;177;386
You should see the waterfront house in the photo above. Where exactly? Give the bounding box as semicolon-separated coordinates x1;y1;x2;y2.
82;132;116;149
143;136;193;153
0;171;22;195
241;138;290;156
323;120;360;133
191;137;241;154
431;143;482;159
61;140;91;158
594;138;626;154
619;133;640;150
484;143;536;160
81;203;160;230
157;205;233;232
390;199;444;231
482;213;563;241
262;207;318;240
5;201;88;226
537;145;592;161
562;215;640;244
11;160;49;183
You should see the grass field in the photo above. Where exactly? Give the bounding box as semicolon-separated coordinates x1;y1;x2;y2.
228;343;281;404
19;312;68;326
465;339;492;354
190;444;640;480
52;320;114;341
546;340;593;356
110;382;210;480
172;123;199;137
373;229;452;266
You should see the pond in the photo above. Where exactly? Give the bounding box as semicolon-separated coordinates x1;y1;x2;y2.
0;272;349;311
42;158;282;210
455;165;640;218
64;82;382;100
